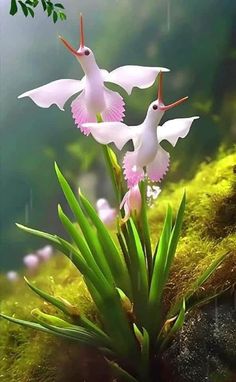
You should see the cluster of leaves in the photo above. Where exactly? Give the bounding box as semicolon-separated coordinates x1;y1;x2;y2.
10;0;66;23
0;149;227;381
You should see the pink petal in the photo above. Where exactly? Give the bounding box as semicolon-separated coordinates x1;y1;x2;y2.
123;151;144;188
120;185;142;222
101;88;125;122
71;91;96;135
18;79;84;111
106;66;170;95
146;146;170;183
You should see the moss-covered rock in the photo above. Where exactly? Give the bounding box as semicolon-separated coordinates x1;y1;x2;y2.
149;147;236;310
0;148;235;382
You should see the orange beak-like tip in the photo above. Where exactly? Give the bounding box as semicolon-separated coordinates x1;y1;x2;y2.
80;13;85;48
161;96;189;111
59;35;79;57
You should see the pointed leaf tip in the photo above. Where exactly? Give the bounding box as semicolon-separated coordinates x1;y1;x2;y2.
54;161;59;171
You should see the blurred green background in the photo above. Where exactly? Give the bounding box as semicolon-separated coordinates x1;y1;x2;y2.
0;0;235;270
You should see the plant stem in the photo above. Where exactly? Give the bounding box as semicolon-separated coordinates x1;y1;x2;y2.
102;144;121;205
140;180;153;281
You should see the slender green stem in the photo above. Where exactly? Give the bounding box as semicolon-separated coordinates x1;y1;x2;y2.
140;181;153;281
102;144;121;205
96;114;123;205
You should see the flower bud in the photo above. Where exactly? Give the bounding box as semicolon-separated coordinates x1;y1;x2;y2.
37;245;53;261
6;271;19;282
31;308;72;328
56;296;81;317
96;198;117;228
120;185;142;222
23;254;39;271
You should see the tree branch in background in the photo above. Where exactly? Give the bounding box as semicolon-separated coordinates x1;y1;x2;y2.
10;0;66;23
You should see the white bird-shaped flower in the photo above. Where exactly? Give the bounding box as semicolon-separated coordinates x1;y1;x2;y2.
83;73;199;187
18;15;169;135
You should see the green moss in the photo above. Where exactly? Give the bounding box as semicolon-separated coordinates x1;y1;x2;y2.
0;257;107;382
0;148;235;381
149;147;236;307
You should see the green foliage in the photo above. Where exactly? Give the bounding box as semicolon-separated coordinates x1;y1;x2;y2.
10;0;66;22
1;161;229;381
0;150;235;381
148;148;236;310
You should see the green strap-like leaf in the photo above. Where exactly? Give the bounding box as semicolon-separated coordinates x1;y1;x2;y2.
25;278;112;346
58;204;114;284
140;328;150;381
16;223;59;244
148;205;173;336
25;277;74;315
55;163;113;283
79;190;131;296
16;223;106;295
105;358;139;382
163;192;186;284
101;145;122;205
16;221;137;358
0;313;73;341
140;181;153;278
31;309;108;348
158;299;185;351
127;219;149;327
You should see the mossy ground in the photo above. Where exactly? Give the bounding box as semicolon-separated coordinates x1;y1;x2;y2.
149;147;236;310
0;148;235;382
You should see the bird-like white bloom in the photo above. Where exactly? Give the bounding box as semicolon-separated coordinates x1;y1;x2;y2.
83;73;199;187
18;15;169;135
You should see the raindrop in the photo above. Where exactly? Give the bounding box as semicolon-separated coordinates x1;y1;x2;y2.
24;203;29;224
29;188;33;210
167;0;171;32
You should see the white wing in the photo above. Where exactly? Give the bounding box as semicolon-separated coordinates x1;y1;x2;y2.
157;117;199;146
105;66;170;95
82;122;139;150
18;78;85;111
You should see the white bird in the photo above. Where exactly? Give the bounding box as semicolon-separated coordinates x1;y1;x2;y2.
83;73;199;187
18;15;169;135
